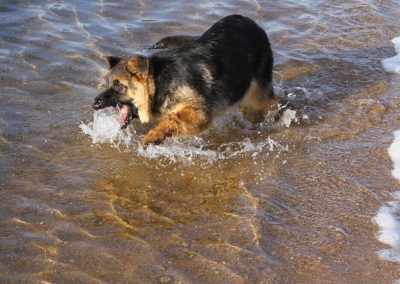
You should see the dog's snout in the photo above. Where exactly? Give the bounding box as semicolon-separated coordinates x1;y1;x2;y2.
92;88;119;110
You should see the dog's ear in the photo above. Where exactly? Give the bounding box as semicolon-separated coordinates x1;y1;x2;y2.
106;56;123;69
125;56;149;78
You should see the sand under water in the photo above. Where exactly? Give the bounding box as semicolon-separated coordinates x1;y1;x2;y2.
1;0;400;283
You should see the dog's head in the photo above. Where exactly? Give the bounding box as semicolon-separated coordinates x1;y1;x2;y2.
92;55;155;128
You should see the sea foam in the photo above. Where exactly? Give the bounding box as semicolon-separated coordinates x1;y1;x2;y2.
373;131;400;262
381;37;400;74
373;36;400;267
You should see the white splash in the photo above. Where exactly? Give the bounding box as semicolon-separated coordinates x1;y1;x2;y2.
79;107;136;147
138;138;220;163
381;37;400;74
373;130;400;262
281;109;298;127
137;136;288;164
80;107;289;164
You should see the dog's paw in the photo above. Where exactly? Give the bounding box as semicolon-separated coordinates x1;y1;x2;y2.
138;141;148;151
141;132;164;148
139;139;161;150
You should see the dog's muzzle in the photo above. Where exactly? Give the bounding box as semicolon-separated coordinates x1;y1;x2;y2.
92;88;119;110
92;88;138;129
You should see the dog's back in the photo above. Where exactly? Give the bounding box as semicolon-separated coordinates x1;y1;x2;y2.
150;15;274;114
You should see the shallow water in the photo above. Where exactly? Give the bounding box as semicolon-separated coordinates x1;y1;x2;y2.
1;0;400;283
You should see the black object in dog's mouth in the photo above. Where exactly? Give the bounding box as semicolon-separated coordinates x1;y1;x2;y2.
117;103;137;129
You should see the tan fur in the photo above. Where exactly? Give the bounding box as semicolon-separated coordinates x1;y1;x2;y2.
120;56;156;123
239;79;278;115
142;103;210;145
125;75;155;123
174;86;205;108
173;103;210;135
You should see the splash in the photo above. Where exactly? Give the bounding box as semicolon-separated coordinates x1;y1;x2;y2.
281;109;298;128
79;107;137;147
80;107;291;164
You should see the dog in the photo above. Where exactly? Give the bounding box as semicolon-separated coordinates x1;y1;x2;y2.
92;14;279;146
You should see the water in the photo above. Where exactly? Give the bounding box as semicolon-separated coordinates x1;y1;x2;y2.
1;0;400;283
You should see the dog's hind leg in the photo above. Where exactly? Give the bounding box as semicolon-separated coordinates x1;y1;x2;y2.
152;35;199;49
141;105;210;145
239;79;279;122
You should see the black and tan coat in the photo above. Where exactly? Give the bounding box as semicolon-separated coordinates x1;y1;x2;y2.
93;14;278;145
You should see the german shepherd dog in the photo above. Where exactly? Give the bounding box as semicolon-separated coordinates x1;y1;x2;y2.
92;14;278;146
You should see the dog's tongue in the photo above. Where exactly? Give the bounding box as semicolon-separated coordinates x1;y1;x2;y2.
117;104;130;125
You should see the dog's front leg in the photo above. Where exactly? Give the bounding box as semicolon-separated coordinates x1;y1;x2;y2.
141;106;210;146
141;112;180;145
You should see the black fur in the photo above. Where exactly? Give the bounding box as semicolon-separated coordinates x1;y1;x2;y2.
152;35;199;49
149;14;274;115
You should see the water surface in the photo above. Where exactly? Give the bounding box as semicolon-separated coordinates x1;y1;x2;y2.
1;0;400;283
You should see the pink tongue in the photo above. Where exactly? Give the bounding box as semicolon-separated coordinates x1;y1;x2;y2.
117;104;130;125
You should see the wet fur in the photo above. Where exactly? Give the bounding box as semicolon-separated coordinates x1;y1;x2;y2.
93;14;278;145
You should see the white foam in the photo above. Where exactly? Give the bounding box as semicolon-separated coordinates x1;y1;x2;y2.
372;38;400;283
389;130;400;180
381;37;400;74
374;203;400;249
373;130;400;264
